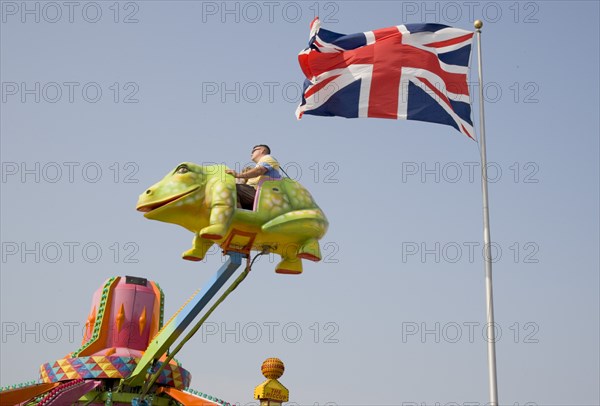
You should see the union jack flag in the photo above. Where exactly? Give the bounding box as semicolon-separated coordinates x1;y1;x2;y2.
296;18;475;139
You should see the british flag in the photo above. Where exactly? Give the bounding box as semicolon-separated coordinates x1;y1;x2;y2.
296;18;475;139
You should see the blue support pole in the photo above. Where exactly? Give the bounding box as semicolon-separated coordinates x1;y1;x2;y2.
125;252;244;387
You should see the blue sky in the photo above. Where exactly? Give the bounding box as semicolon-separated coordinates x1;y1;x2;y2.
1;1;599;405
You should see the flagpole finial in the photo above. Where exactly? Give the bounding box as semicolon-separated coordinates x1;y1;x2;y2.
474;20;483;30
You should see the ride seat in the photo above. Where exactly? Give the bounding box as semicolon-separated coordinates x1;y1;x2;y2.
252;178;282;211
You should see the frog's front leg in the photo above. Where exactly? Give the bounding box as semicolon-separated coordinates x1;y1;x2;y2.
182;233;215;261
200;205;234;240
200;180;235;240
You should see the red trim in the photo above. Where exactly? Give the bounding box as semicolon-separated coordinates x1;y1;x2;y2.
222;229;256;255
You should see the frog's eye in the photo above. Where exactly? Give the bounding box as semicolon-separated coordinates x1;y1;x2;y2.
175;165;189;174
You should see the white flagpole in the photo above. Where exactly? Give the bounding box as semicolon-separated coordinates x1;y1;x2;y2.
474;20;499;406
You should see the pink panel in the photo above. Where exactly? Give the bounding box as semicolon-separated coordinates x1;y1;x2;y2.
103;278;159;351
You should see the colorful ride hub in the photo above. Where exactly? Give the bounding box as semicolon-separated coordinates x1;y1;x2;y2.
0;274;234;406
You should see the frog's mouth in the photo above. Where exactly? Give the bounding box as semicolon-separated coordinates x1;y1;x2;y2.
137;187;199;213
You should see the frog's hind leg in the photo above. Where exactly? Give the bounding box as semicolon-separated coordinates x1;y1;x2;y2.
297;238;322;262
182;234;214;261
275;252;303;275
